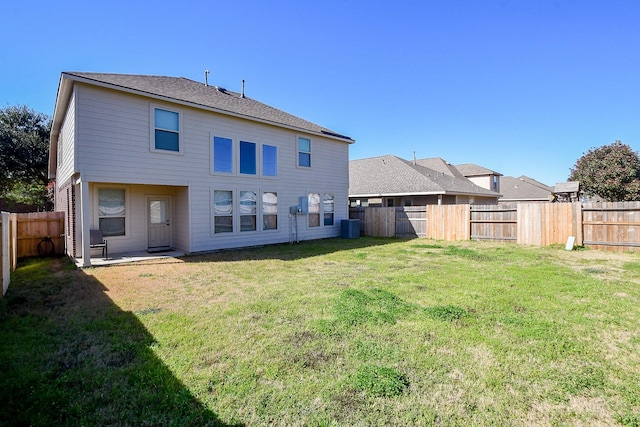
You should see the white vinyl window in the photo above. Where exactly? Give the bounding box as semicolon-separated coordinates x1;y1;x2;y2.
262;192;277;230
298;137;311;167
152;106;182;153
213;190;233;233
308;193;320;227
240;191;257;231
323;194;334;226
98;188;126;236
213;136;233;173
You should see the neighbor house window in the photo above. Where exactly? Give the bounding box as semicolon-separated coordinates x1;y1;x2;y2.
262;144;277;176
213;136;233;173
98;188;126;236
308;193;320;227
298;137;311;167
493;175;498;190
262;192;277;230
153;108;180;152
213;190;233;233
323;194;334;226
240;141;257;175
240;191;257;231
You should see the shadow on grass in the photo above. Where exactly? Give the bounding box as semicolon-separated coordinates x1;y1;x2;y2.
0;257;241;426
181;236;401;264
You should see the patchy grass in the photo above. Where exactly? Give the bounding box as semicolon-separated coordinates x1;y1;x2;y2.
1;238;640;426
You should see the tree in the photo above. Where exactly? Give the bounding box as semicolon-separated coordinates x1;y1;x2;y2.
569;140;640;202
0;105;51;209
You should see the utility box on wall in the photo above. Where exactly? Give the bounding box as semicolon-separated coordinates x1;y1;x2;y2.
341;219;360;239
298;196;308;214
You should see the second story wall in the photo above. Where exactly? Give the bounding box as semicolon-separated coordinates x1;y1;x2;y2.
73;84;349;190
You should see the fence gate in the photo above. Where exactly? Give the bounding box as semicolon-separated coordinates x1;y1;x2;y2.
396;206;426;238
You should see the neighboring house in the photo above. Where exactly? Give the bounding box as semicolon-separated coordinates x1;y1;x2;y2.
455;163;502;193
48;72;354;266
349;155;500;207
498;176;553;203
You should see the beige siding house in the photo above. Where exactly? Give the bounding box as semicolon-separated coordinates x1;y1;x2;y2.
455;163;502;193
49;72;354;266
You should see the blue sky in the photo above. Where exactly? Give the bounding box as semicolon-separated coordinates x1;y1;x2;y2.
2;0;639;186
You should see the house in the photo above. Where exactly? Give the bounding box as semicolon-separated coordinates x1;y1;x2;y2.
498;176;553;203
48;72;354;266
454;163;502;193
349;155;500;207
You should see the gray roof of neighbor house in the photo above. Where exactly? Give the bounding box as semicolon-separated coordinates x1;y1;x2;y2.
455;163;503;177
415;157;467;179
52;72;353;142
349;155;500;198
500;176;553;201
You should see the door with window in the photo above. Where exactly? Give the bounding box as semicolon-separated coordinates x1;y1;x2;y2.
148;196;172;250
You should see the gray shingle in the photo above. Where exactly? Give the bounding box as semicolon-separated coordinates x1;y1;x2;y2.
499;176;553;201
63;72;353;141
349;155;499;197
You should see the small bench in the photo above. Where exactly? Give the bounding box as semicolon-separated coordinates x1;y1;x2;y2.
89;230;108;258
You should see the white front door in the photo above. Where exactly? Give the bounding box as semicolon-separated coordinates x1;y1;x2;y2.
148;196;172;250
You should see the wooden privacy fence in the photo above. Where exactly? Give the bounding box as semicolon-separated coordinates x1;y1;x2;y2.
350;207;426;237
581;202;640;251
350;202;640;252
0;211;64;297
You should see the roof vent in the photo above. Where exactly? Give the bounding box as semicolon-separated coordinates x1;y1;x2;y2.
204;70;210;86
215;86;227;94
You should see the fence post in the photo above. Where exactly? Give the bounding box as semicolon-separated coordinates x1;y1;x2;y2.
574;202;583;246
1;212;10;297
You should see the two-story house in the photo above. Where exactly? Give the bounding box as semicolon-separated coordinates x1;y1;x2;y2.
48;72;354;266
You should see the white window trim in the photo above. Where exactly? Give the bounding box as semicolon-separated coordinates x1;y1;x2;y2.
238;139;259;177
323;193;335;227
211;187;235;236
260;143;279;179
210;133;236;176
93;184;131;240
261;190;278;232
211;187;280;235
150;104;183;155
307;192;321;228
297;135;312;169
239;189;259;233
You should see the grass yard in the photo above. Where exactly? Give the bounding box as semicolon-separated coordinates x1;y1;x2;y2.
1;237;640;426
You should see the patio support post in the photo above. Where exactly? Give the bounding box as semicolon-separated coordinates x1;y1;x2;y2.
79;179;91;267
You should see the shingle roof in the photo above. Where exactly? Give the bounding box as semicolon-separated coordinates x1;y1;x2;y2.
499;176;553;201
455;163;502;177
415;158;467;179
349;155;499;197
58;72;353;141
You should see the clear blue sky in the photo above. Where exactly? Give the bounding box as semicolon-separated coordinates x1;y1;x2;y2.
2;0;639;185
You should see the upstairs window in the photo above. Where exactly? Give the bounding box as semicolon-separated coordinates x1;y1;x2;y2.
262;144;278;177
240;141;257;175
153;108;180;152
213;136;233;173
298;137;311;167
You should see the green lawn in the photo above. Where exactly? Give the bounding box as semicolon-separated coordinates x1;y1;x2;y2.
1;238;639;426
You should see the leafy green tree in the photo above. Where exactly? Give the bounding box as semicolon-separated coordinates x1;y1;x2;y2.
569;141;640;201
0;105;51;209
